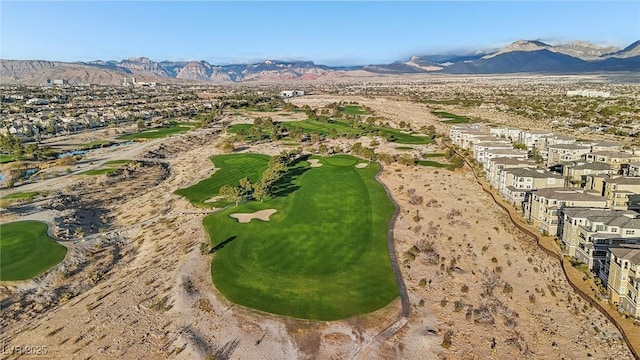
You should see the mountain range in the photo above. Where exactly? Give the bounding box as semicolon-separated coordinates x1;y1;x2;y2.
1;40;638;85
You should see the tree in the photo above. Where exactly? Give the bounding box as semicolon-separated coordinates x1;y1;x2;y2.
219;140;235;153
310;132;321;144
253;181;268;202
137;119;145;131
239;177;253;198
397;154;416;166
318;144;328;154
219;184;242;206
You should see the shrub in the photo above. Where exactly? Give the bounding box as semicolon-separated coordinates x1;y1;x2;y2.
441;330;454;349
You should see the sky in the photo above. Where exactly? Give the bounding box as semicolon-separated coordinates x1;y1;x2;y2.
1;1;639;66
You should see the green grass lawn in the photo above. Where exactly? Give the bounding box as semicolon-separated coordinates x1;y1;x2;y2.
104;159;133;166
340;105;370;115
0;154;16;164
175;153;270;207
80;140;111;149
0;221;67;281
422;153;445;158
430;111;471;124
79;168;117;176
197;154;398;320
1;191;40;200
417;160;451;168
117;124;194;140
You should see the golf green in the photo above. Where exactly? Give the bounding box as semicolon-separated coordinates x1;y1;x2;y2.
0;221;67;281
200;154;398;320
174;154;270;207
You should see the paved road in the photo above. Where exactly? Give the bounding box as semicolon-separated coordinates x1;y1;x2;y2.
353;165;411;360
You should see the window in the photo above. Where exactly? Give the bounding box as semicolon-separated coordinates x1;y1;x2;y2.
611;227;618;233
596;225;605;231
625;230;635;235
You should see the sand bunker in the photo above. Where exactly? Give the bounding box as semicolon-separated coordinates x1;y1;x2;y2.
308;159;323;168
203;195;223;203
355;163;368;168
229;209;277;223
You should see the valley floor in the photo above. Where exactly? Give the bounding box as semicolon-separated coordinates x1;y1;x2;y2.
0;95;634;359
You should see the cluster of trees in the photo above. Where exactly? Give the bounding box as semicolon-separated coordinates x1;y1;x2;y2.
0;134;57;161
444;147;465;169
350;142;376;162
219;150;301;205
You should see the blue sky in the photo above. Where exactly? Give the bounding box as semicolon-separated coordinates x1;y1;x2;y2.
1;1;638;65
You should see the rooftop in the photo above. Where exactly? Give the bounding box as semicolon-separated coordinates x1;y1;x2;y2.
506;168;564;179
610;246;640;265
532;188;607;201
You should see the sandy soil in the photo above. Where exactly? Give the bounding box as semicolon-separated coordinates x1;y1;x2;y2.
229;209;277;223
0;94;634;360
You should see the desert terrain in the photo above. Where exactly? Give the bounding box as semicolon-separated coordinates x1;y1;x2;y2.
0;91;636;359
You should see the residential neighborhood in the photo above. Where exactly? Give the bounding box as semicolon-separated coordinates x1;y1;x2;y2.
452;123;640;320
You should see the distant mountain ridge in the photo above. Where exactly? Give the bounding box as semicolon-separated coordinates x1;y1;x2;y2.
368;40;640;74
1;39;638;84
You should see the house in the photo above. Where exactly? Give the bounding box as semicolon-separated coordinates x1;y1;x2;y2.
280;90;304;98
546;143;591;167
527;188;608;237
562;161;616;188
603;246;640;319
499;168;564;208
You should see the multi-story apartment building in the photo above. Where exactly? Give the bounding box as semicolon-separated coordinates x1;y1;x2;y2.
481;149;529;171
586;175;640;210
449;124;486;147
561;161;616;187
602;246;640;319
486;157;537;189
591;141;624;153
527;189;608;237
546;143;592;167
585;151;640;166
560;208;639;261
489;126;522;141
518;129;554;150
472;141;514;164
499;168;564;208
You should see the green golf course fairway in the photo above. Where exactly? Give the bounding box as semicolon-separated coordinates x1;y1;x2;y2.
0;221;67;281
201;154;398;320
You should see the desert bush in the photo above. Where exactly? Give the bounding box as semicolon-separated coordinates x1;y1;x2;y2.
441;330;454;349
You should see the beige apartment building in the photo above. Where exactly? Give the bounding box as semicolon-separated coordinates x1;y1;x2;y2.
546;143;592;167
585;150;640;166
603;246;640;319
526;188;607;236
499;168;564;208
586;175;640;210
562;161;616;187
559;208;639;263
486;157;537;189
